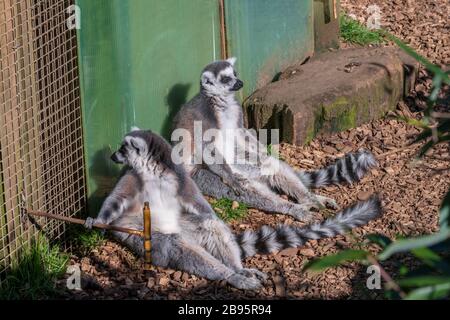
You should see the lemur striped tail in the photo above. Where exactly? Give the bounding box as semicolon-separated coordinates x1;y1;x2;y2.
297;150;377;189
236;195;382;258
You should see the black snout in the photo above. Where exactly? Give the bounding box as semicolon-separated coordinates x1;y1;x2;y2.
110;152;122;164
231;79;244;91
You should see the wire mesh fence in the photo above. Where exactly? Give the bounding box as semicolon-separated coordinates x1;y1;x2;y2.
0;0;86;280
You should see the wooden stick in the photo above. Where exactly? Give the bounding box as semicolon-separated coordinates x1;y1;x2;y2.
218;0;228;60
143;202;152;271
376;142;422;159
26;209;144;237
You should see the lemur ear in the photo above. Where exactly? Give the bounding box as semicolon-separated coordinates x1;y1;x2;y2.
128;136;146;154
131;126;140;132
226;57;237;66
201;71;214;86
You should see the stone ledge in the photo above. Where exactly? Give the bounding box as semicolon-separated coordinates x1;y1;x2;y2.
243;47;419;145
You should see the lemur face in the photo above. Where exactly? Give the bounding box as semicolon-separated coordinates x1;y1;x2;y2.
111;128;148;167
200;57;244;97
111;127;171;171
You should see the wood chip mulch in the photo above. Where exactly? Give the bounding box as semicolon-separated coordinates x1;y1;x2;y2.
341;0;449;66
59;116;449;300
57;0;449;300
341;0;449;113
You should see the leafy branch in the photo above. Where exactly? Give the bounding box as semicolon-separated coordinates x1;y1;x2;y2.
303;29;450;300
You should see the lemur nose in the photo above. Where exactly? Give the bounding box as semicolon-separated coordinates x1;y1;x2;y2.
110;153;118;162
232;79;244;91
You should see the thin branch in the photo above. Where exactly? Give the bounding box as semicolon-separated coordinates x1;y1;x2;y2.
26;209;144;237
376;142;422;159
431;112;450;119
366;255;406;299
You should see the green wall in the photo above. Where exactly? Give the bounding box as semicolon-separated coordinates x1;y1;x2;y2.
77;0;221;213
77;0;314;214
225;0;314;99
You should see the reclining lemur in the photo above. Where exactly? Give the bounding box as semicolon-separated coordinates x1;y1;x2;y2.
85;129;382;290
172;57;379;221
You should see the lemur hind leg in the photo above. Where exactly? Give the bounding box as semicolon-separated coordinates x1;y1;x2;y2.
193;168;312;221
110;213;145;255
152;232;262;290
111;231;145;256
185;215;267;281
113;230;262;289
263;157;339;210
192;168;237;200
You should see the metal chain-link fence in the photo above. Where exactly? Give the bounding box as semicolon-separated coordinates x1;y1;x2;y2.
0;0;86;280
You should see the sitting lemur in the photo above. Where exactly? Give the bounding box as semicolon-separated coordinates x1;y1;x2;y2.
172;57;379;222
85;128;382;290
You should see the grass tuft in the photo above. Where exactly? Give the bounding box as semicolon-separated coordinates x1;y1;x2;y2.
212;198;248;222
0;235;68;300
340;14;384;45
66;224;105;255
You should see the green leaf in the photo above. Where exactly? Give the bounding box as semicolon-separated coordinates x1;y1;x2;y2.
383;31;449;88
418;139;436;157
429;77;443;103
404;282;450;300
411;247;442;262
410;247;450;273
404;266;436;279
366;234;392;248
303;250;368;272
417;133;449;157
440;189;450;229
378;229;450;261
416;120;450;139
399;265;409;276
212;198;248;222
385;290;402;300
398;116;430;130
398;276;450;288
384;32;447;80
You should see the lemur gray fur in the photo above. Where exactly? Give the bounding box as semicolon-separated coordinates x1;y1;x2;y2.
85;128;382;290
172;57;378;221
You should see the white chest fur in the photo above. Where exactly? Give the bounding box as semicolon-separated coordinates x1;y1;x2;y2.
216;101;241;130
141;172;181;234
215;101;241;164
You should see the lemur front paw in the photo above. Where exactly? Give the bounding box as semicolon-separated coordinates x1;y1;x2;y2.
288;209;313;222
84;217;96;229
226;273;262;290
238;268;268;282
83;217;106;234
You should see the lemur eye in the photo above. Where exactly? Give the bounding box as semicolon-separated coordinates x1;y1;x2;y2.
221;76;232;84
130;140;141;155
233;71;237;76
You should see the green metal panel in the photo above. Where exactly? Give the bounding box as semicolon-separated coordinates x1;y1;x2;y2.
76;0;221;213
224;0;314;99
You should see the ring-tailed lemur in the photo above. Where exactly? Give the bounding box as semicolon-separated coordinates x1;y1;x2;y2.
172;57;378;221
85;129;382;290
